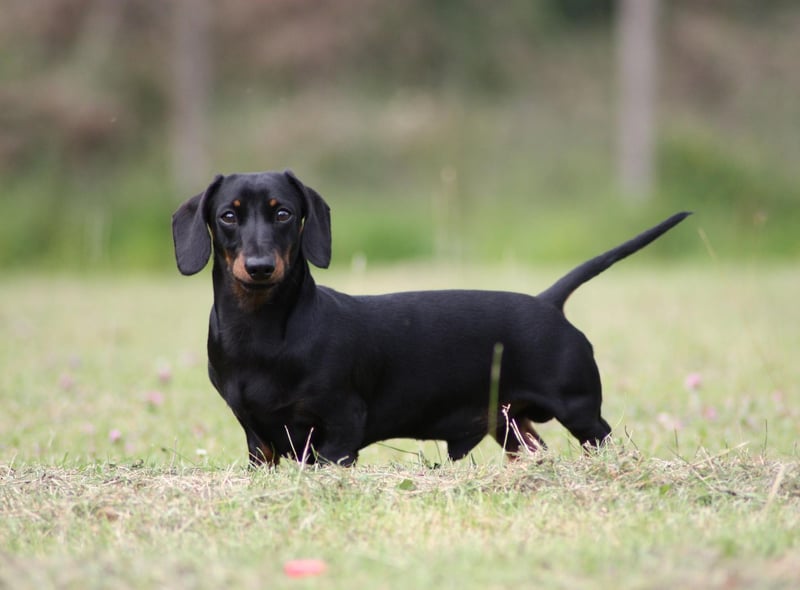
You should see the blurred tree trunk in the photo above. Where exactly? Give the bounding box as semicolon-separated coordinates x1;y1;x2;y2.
617;0;659;201
74;0;124;70
171;0;212;194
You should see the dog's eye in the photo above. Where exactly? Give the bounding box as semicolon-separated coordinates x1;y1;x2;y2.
275;208;293;223
220;210;237;225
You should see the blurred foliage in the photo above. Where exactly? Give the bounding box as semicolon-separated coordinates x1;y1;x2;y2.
1;0;798;271
659;130;800;260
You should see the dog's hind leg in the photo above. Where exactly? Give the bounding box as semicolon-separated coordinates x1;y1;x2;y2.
563;414;612;450
497;417;547;459
558;388;612;450
553;346;612;450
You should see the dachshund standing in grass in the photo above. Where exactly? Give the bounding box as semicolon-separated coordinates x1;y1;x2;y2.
172;170;689;466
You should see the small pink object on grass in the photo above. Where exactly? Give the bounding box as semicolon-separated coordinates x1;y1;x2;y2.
283;559;328;578
157;364;173;384
59;373;75;391
683;372;702;391
145;390;165;407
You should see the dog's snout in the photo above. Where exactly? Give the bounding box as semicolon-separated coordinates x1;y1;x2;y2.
244;256;275;280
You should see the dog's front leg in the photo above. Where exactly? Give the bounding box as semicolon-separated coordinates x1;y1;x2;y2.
246;428;277;468
313;395;367;467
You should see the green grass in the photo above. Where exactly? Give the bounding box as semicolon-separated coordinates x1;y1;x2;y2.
1;264;799;588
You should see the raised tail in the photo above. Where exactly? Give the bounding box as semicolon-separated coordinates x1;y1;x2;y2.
538;211;691;311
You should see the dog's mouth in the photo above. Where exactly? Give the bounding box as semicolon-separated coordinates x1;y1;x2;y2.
234;277;275;292
230;276;277;311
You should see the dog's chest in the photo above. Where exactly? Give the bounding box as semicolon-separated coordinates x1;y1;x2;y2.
211;343;304;400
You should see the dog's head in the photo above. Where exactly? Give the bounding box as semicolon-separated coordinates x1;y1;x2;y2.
172;170;331;305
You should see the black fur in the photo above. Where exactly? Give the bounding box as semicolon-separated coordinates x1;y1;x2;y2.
172;170;690;466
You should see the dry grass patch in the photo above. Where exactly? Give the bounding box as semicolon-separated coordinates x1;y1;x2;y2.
2;447;799;589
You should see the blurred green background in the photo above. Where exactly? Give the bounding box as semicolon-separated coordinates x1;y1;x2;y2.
1;0;798;272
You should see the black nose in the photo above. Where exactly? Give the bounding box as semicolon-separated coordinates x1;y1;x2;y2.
244;257;275;280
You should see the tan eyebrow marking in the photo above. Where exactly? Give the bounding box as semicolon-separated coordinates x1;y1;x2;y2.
269;199;278;207
233;200;241;207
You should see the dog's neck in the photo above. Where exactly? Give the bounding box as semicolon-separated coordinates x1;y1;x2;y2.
211;255;315;333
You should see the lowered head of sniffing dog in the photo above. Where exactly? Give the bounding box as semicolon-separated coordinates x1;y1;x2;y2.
173;169;690;467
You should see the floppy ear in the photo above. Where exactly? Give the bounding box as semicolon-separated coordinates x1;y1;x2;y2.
284;170;332;269
172;175;224;275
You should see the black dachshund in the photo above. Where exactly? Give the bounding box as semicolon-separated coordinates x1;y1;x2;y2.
172;170;689;466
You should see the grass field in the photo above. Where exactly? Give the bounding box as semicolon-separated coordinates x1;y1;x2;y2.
1;263;799;588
